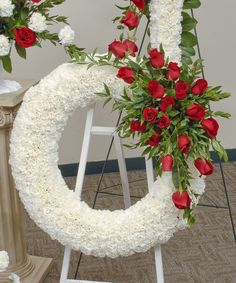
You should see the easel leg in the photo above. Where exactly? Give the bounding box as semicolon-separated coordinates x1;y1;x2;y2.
114;134;131;209
60;105;95;283
145;157;165;283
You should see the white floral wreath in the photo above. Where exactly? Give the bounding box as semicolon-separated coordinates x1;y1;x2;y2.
10;0;205;258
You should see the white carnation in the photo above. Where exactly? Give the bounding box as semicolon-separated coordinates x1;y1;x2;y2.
0;251;9;272
28;12;47;33
58;25;75;46
9;273;21;283
0;0;14;17
0;35;11;56
150;0;184;64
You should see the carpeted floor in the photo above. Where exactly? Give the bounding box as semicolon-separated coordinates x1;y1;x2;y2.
25;162;236;283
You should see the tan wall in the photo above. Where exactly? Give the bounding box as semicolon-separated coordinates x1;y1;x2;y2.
7;0;236;164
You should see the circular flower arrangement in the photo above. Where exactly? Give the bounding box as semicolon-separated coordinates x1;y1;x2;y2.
10;0;230;257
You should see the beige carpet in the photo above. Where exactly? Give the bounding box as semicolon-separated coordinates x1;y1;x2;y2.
25;162;236;283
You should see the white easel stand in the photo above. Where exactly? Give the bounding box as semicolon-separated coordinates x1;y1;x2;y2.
60;104;164;283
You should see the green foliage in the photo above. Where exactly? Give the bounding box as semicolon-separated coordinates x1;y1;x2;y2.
1;56;12;73
183;0;201;9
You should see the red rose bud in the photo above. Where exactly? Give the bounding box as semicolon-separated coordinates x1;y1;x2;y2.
117;66;135;84
139;122;147;133
14;27;36;48
148;135;160;147
172;191;191;209
130;120;146;133
131;0;145;9
175;80;189;100
31;0;41;2
108;40;127;58
201;118;219;138
167;62;181;80
186;103;206;121
121;11;139;29
148;48;165;68
191;79;208;96
143;107;158;123
178;134;191;154
194;158;214;176
123;39;138;57
162;154;174;171
158;114;171;129
130;120;141;132
160;95;175;112
148;80;165;99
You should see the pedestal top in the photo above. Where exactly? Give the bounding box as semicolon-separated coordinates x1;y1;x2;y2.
0;79;38;108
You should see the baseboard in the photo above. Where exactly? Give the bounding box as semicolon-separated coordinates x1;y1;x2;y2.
59;148;236;178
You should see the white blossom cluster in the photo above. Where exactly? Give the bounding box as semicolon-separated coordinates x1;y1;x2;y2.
0;35;11;57
58;25;75;46
10;62;205;258
28;12;47;33
0;0;14;17
149;0;184;64
0;251;9;272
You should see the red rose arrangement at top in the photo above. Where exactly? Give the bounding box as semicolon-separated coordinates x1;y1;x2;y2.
92;0;231;225
0;0;82;72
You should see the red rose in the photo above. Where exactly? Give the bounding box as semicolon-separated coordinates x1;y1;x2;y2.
117;66;135;84
186;103;206;121
148;135;160;147
172;191;191;209
158;114;171;129
121;11;139;29
131;0;145;9
175;80;189;100
148;80;165;99
160;96;175;112
162;154;174;172
178;134;191;154
194;158;214;176
108;40;127;58
130;120;140;132
31;0;41;2
13;27;36;48
148;48;165;68
201;118;219;138
123;39;138;57
130;120;146;133
191;79;208;96
167;62;181;80
143;107;158;123
139;123;147;133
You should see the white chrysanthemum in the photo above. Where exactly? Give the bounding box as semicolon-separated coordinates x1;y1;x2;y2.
0;251;9;272
0;35;11;56
58;25;75;46
0;0;14;17
9;273;21;283
28;12;47;33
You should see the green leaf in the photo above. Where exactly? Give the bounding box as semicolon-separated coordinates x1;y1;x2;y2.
172;165;179;189
181;31;197;47
1;56;12;73
15;43;26;59
213;111;231;119
183;0;201;9
180;45;196;57
182;12;198;31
